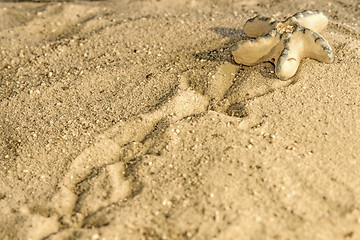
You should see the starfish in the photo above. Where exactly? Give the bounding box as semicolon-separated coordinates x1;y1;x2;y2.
231;10;334;80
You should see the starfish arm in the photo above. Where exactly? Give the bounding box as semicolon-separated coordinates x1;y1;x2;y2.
275;34;304;80
290;10;328;33
243;15;278;38
301;27;334;63
232;30;281;66
275;27;334;80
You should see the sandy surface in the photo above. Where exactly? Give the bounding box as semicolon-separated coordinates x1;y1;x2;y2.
1;0;360;239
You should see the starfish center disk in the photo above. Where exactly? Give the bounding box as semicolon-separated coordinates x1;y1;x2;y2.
276;22;296;34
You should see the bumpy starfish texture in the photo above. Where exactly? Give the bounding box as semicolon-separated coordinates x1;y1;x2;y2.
231;10;334;80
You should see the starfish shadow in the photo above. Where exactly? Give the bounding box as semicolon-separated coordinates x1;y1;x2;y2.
209;27;245;38
193;27;245;64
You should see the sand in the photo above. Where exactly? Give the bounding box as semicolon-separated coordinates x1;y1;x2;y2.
0;0;360;239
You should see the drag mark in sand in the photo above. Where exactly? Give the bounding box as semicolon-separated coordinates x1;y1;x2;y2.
37;60;274;238
38;75;209;235
36;53;295;238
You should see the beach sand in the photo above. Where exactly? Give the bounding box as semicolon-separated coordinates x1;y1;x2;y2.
1;0;360;239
